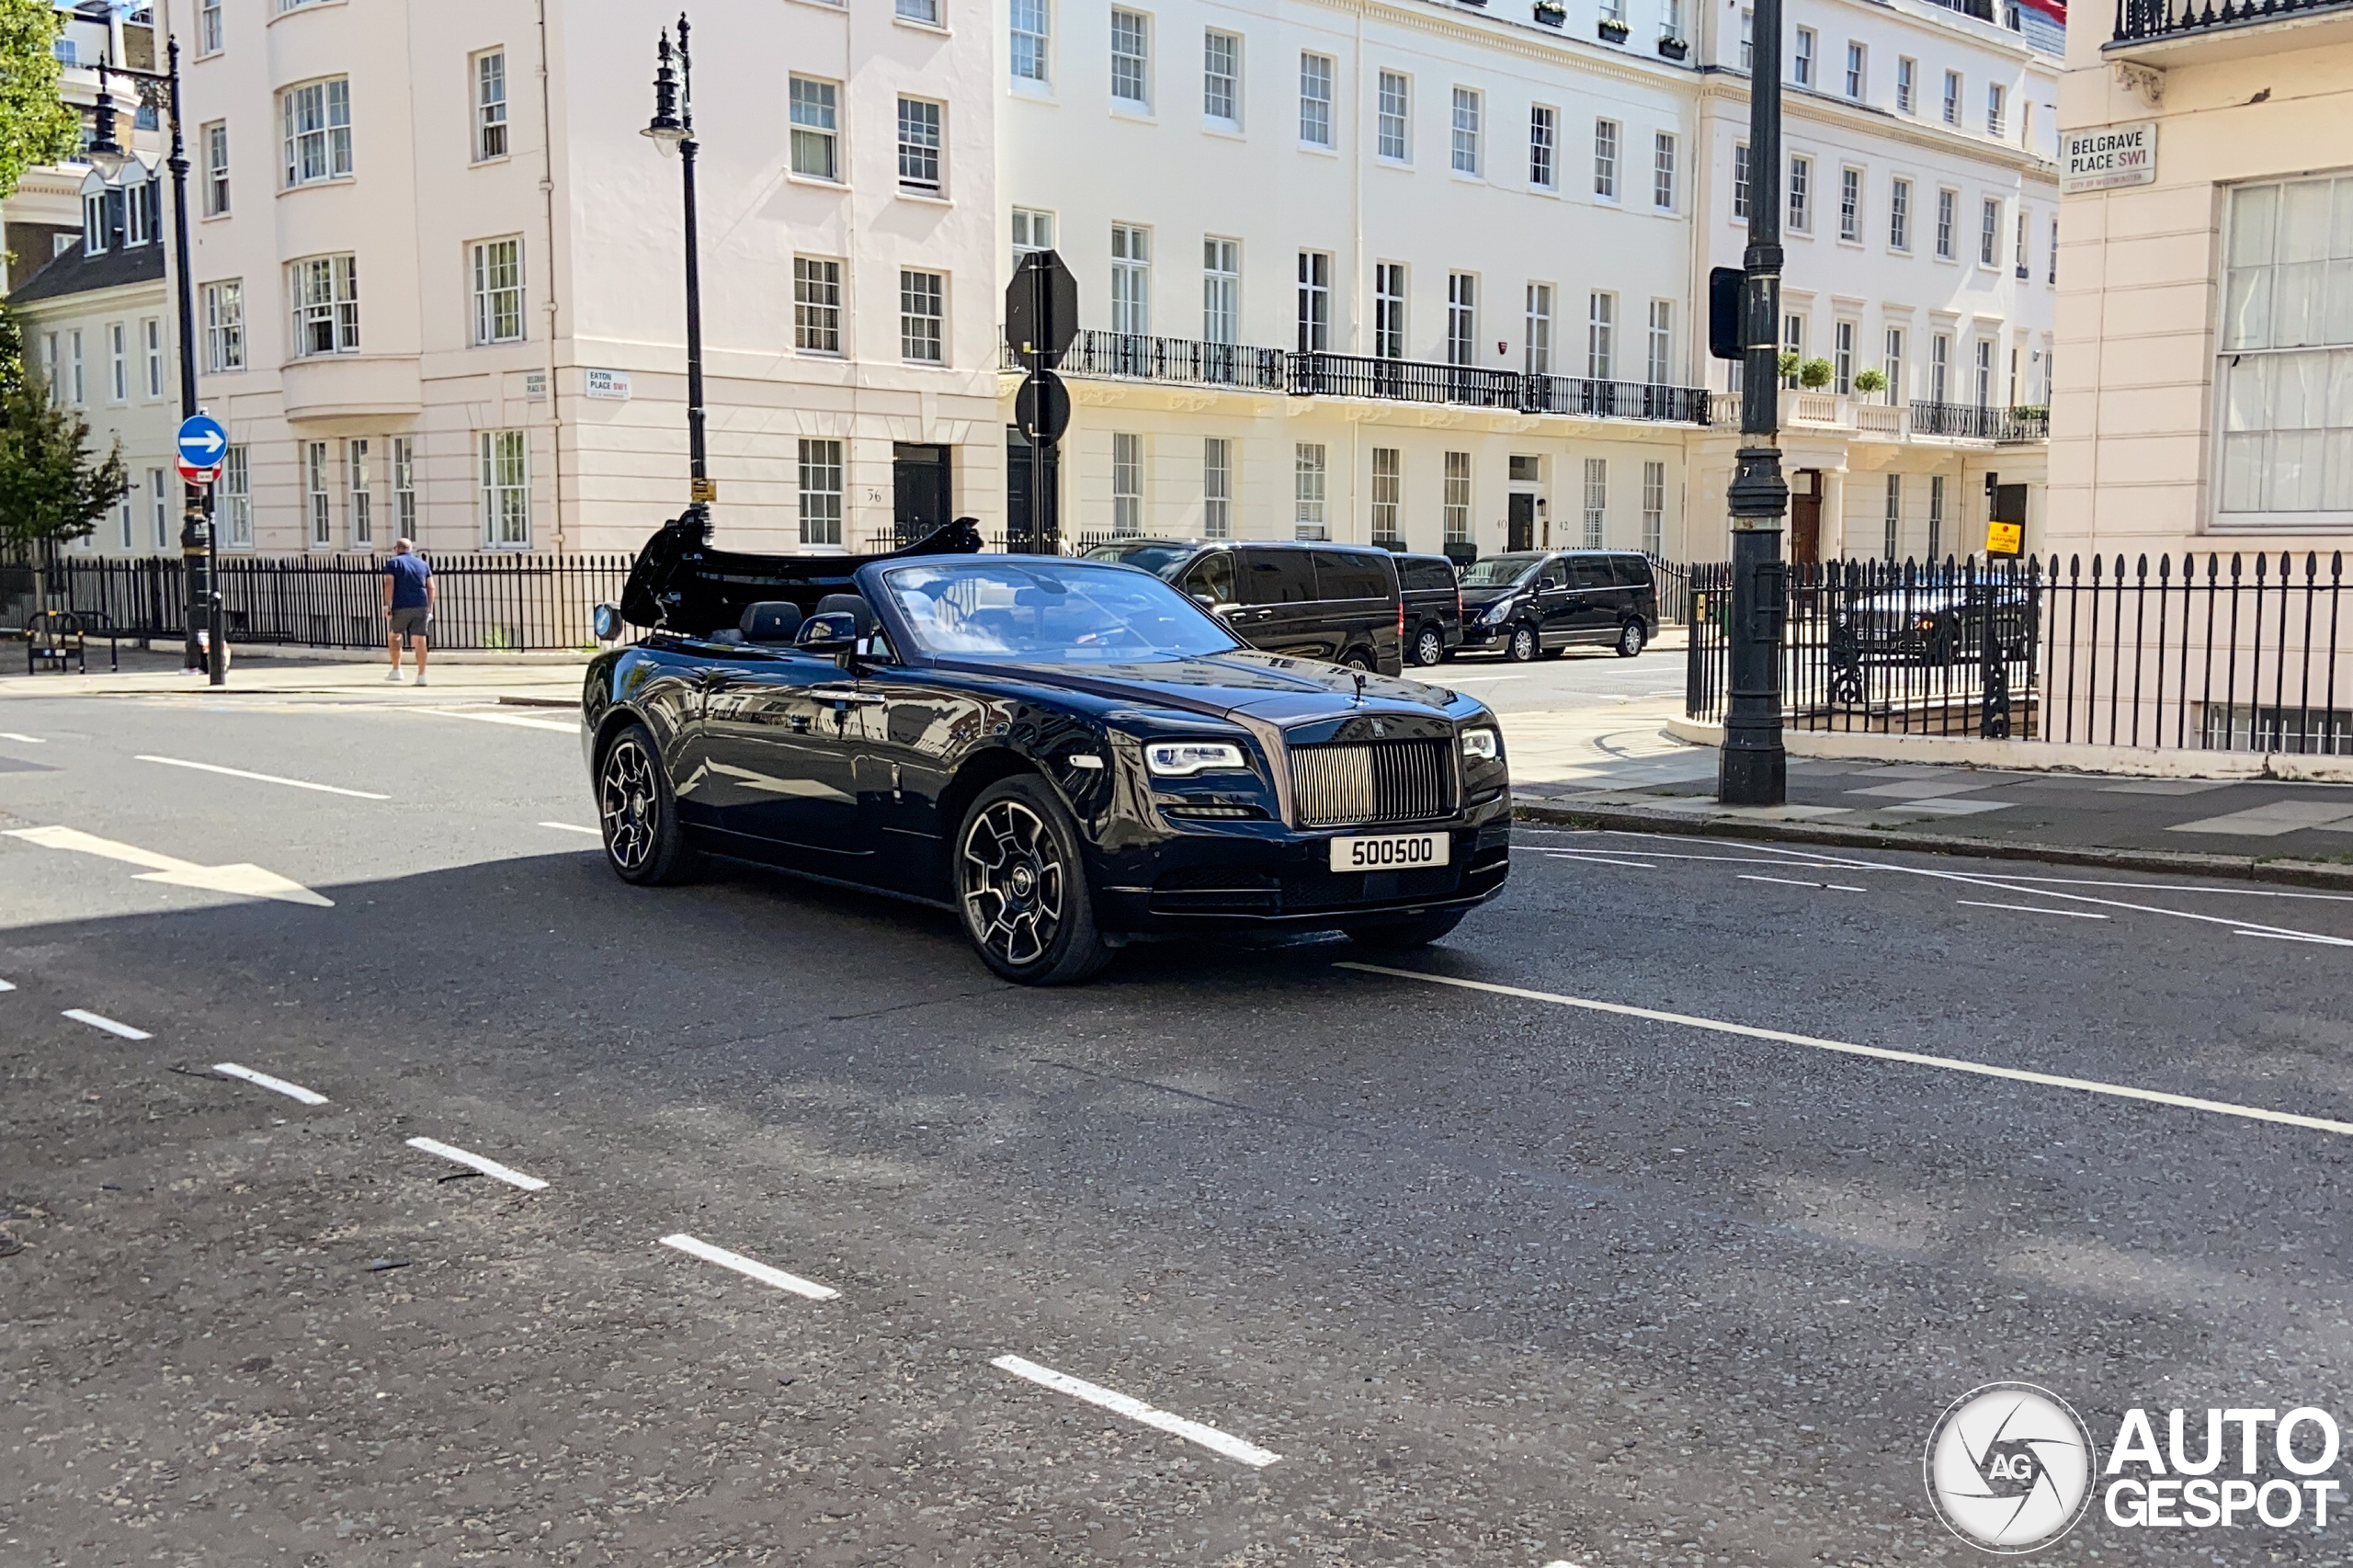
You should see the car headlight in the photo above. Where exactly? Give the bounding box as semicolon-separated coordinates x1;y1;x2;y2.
1460;727;1501;762
1482;600;1516;625
1145;740;1248;777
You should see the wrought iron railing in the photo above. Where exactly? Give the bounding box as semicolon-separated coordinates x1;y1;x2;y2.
1909;401;2051;443
1044;330;1290;392
2112;0;2352;42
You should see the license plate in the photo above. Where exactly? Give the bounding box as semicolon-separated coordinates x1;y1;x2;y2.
1329;832;1450;872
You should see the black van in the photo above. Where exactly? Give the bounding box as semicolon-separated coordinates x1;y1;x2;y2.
1455;550;1658;662
1080;539;1404;675
1395;553;1464;667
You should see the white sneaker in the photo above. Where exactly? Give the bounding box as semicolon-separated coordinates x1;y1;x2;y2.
384;668;402;682
413;672;427;686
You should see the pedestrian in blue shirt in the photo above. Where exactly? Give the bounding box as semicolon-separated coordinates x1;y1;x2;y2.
382;539;434;685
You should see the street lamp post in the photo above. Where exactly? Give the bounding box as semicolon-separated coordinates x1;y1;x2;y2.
644;17;710;536
1719;0;1790;805
89;41;222;685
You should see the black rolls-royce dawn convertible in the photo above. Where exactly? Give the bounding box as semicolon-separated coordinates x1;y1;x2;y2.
582;516;1512;984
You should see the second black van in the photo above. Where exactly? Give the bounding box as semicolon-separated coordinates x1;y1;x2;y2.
1080;539;1404;675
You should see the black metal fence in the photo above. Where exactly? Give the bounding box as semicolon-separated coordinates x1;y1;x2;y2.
1687;551;2353;755
1910;401;2051;443
2112;0;2328;43
2;551;636;652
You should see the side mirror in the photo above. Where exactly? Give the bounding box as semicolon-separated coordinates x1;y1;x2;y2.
795;610;859;653
1192;593;1219;611
592;603;622;642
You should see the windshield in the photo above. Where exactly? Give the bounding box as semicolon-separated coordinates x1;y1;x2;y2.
877;560;1244;664
1081;540;1199;580
1458;554;1541;587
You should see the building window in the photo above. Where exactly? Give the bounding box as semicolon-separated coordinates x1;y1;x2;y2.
69;331;84;405
1980;198;2001;266
201;121;228;214
1890;178;1912;250
2015;208;2031;277
1646;299;1672;385
898;0;941;22
1973;338;1994;407
1447;272;1476;366
1882;326;1904;404
1110;9;1149;106
1896;57;1915;115
1788;156;1810;233
1010;0;1049;83
1012;208;1054;254
1986;83;2006;138
1582;457;1607;547
1297;250;1332;352
474;51;508;161
392;437;415;536
794;256;844;353
108;322;126;403
1587;290;1615;380
1641;460;1665;556
290;254;359;356
1203;29;1238;125
1931;333;1950;402
1834;320;1855;393
1203;437;1232;538
1942;71;1961;127
1373;262;1405;358
1593;119;1620;200
142;317;162;398
471;237;524;345
199;0;223;53
1653;132;1676;210
1782;312;1804;385
901;268;945;362
82;191;107;254
1299;52;1334;148
1936;188;1957;259
1111;223;1150;335
893;97;943;195
125;179;153;246
280;78;352;187
115;493;131;551
1112;432;1144;535
1370;447;1402;545
1733;142;1749;221
790;77;839;180
797;438;843;546
1442;451;1471;543
1377;71;1408;161
1450;87;1480;176
305;439;332;547
220;446;251;549
1202;237;1239;344
1663;0;1686;42
480;429;529;547
1845;41;1865;100
1839;167;1861;242
147;468;167;550
1529;106;1555;190
1883;473;1902;561
1293;442;1327;540
1739;8;1753;70
1525;282;1553;375
1792;28;1814;87
348;438;373;549
1928;474;1946;559
203;279;244;372
2050;216;2060;284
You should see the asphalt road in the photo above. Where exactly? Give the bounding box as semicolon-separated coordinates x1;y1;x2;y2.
1436;640;1685;711
5;691;2353;1566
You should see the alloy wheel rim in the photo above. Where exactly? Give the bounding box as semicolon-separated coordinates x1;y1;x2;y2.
1417;631;1442;665
1513;627;1534;660
961;800;1063;968
600;738;658;871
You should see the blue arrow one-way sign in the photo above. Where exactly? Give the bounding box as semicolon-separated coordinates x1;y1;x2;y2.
176;414;227;472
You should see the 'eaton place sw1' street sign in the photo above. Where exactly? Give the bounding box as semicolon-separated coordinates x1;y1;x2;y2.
2061;122;2157;195
176;414;228;481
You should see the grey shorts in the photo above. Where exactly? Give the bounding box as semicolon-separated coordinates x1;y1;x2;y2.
389;606;431;641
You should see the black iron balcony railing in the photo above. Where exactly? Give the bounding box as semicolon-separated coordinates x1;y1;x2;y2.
2113;0;2351;43
1048;329;1290;392
1910;400;2050;442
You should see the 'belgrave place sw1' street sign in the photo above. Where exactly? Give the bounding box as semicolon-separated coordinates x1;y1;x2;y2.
2061;121;2156;195
176;414;228;483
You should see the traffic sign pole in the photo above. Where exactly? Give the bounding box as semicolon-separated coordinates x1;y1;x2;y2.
1006;250;1077;554
175;415;229;681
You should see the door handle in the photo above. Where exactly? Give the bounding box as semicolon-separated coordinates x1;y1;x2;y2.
807;686;886;706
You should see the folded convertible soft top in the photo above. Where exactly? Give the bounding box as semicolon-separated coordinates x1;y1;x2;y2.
619;513;984;636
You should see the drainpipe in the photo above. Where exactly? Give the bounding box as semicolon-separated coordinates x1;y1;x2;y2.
537;0;565;551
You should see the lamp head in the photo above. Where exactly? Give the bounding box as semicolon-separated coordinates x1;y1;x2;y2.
643;31;685;154
87;89;127;179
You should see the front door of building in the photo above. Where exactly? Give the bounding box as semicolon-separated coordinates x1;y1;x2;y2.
1506;493;1537;553
1005;426;1059;552
1790;471;1822;564
892;443;951;548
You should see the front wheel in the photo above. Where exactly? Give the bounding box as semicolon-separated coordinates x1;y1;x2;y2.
1505;623;1539;663
597;722;701;886
956;775;1115;985
1343;909;1469;949
1615;620;1647;659
1412;625;1447;667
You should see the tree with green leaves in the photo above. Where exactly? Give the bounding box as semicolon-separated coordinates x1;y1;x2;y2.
0;304;130;557
0;0;79;205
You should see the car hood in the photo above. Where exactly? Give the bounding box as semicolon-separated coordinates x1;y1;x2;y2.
1458;585;1523;608
941;650;1467;723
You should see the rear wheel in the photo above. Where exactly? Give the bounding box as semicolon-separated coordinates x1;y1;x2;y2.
956;775;1115;985
1340;649;1375;672
1615;619;1647;659
1505;623;1539;663
1343;909;1469;949
597;723;701;886
1412;625;1447;667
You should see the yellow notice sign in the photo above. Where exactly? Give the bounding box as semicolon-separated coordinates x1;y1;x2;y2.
689;477;719;504
1985;519;2023;557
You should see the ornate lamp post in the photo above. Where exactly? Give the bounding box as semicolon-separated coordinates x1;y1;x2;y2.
643;17;710;533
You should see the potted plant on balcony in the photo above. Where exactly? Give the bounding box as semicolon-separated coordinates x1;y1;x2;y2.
1776;350;1801;381
1798;357;1834;391
1533;0;1566;24
1598;13;1631;42
1656;32;1688;58
1852;367;1887;397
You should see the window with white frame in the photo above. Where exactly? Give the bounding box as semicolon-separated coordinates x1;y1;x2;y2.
1935;188;1957;259
1010;0;1049;83
1203;437;1232;538
1739;8;1753;70
1110;9;1148;106
1582;457;1607;547
1883;473;1902;560
1373;262;1405;358
146;469;167;551
901;268;944;362
1113;432;1144;535
1450;87;1480;176
1370;447;1401;544
1844;41;1865;100
115;493;131;551
348;438;373;548
1834;320;1855;392
1442;451;1471;543
1447;272;1476;366
1600;0;1627;22
1942;71;1961;126
83;190;107;254
471;237;524;345
1882;325;1904;403
2050;215;2059;284
1296;250;1331;351
1647;299;1672;384
280;78;352;187
797;439;844;547
1839;167;1860;242
1653;131;1676;210
1931;332;1950;402
1662;0;1686;41
68;331;84;405
1890;177;1911;250
2217;175;2353;526
897;0;941;22
142;317;161;398
1202;237;1239;344
203;279;244;371
1299;52;1334;147
1792;28;1814;86
220;445;251;548
1593;119;1620;199
790;78;839;180
199;0;222;53
898;97;942;191
1377;71;1409;161
201;121;228;214
305;439;332;547
1203;29;1238;126
1293;442;1326;540
1733;142;1749;220
794;256;843;353
481;429;529;546
1986;83;2006;138
1896;57;1915;115
1788;155;1810;233
1973;337;1994;406
1782;312;1804;385
1641;460;1665;555
392;437;415;536
102;323;121;401
1928;474;1946;559
290;254;359;356
1529;106;1555;190
474;51;507;161
1980;198;2001;266
1588;290;1615;380
1011;208;1054;254
2015;209;2030;276
1526;282;1553;375
124;176;152;246
1111;223;1150;334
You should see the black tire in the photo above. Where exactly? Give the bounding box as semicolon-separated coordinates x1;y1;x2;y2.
1412;625;1447;667
1340;649;1375;672
1343;909;1469;949
1615;619;1647;659
1539;643;1568;660
1505;623;1539;663
597;722;701;886
955;774;1115;985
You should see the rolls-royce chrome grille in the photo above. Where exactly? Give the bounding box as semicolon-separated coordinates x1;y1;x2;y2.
1290;738;1458;828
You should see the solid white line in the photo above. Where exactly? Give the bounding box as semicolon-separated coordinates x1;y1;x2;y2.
990;1354;1281;1468
404;1136;548;1190
1738;874;1825;890
63;1008;149;1040
418;708;577;733
212;1062;329;1105
2235;928;2344;944
135;755;389;799
0;978;15;991
1542;852;1660;869
1338;961;2353;1138
539;821;601;836
659;1233;838;1301
0;732;45;744
1956;899;2110;920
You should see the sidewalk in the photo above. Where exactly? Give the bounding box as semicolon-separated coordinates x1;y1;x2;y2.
0;647;590;702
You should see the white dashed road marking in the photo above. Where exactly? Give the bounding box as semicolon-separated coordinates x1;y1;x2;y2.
418;707;578;733
659;1233;839;1301
1738;874;1866;892
1340;961;2353;1138
212;1062;329;1106
135;755;389;799
990;1354;1281;1469
0;978;15;992
1955;900;2110;920
0;731;45;743
404;1136;548;1190
63;1008;150;1040
539;822;601;836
